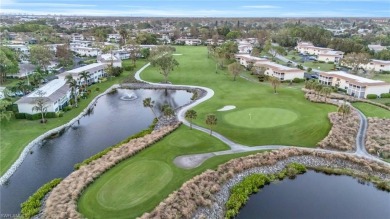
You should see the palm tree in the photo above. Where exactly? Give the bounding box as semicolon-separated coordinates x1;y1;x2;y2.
31;90;48;123
16;81;28;95
321;87;332;102
162;105;174;118
66;75;79;108
205;114;217;135
185;109;197;129
314;83;323;99
338;101;351;121
31;72;44;86
269;76;280;94
78;71;90;93
143;97;158;120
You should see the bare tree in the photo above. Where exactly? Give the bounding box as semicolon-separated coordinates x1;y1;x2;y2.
341;52;371;74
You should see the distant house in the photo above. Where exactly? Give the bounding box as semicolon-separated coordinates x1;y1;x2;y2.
70;40;92;48
296;42;332;55
71;47;101;57
317;50;344;63
57;63;107;85
15;79;71;114
46;44;65;53
5;44;30;55
71;33;84;41
319;71;390;98
237;43;253;54
107;34;121;43
10;63;36;78
368;45;387;53
97;54;122;67
112;50;131;60
360;59;390;72
175;38;202;46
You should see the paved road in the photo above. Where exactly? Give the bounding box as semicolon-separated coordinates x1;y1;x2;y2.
135;63;389;169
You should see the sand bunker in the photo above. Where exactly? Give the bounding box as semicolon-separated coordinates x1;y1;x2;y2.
217;105;236;111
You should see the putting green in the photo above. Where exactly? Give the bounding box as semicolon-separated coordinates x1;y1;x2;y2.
96;160;173;210
223;108;298;128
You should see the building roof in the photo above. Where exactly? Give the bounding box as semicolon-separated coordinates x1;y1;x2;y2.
59;63;107;78
319;50;344;56
98;54;121;62
262;62;304;73
370;59;390;65
15;79;69;104
368;45;386;51
320;71;390;87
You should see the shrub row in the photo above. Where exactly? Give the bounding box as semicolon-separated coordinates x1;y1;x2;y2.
43;122;181;218
367;94;378;99
225;163;306;218
14;112;59;120
142;148;390;219
21;178;62;219
74;118;158;170
380;93;390;98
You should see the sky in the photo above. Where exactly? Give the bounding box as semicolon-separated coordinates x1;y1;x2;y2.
0;0;389;17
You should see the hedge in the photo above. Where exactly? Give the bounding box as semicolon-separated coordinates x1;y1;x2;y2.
292;78;306;83
20;178;62;219
380;93;390;98
73;118;158;170
366;94;378;99
14;112;58;120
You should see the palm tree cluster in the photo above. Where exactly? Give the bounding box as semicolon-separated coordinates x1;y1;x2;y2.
305;80;333;102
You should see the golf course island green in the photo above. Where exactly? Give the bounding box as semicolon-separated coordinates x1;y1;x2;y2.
96;160;173;210
223;107;298;128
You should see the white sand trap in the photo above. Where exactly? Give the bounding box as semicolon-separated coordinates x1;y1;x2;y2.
173;54;183;56
217;105;236;111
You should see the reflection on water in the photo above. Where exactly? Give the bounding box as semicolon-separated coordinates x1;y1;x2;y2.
236;171;390;219
0;89;192;215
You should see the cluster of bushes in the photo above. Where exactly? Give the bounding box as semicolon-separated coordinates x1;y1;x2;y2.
123;65;135;71
43;122;181;218
367;94;378;99
292;78;306;83
74;118;158;170
14;112;59;120
142;148;390;219
21;178;62;218
380;93;390;98
317;112;360;151
225;163;306;218
365;118;390;158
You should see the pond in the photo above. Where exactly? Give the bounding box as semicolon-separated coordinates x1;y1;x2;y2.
0;89;192;215
236;170;390;219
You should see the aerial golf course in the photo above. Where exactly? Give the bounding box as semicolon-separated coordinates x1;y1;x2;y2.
78;46;336;218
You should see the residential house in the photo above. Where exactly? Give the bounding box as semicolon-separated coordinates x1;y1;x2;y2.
70;40;92;48
71;47;101;57
317;50;344;63
15;79;71;114
97;54;122;67
360;60;390;72
107;34;121;43
57;63;107;85
46;44;65;53
295;42;332;55
175;38;202;46
318;71;390;98
237;43;253;54
71;33;84;41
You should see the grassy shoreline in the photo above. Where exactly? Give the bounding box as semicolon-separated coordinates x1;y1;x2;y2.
0;60;146;176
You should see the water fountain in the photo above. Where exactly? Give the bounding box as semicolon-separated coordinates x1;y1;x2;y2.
120;91;138;101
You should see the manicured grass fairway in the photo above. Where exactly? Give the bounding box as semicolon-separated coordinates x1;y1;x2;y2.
223;108;298;128
0;60;146;176
141;46;336;147
78;126;260;218
352;102;390;118
79;46;336;218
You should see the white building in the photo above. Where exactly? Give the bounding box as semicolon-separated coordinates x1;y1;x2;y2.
175;38;202;46
71;33;84;41
261;62;305;81
57;63;107;85
107;34;121;43
15;79;71;114
112;50;130;60
235;54;268;68
46;44;65;53
317;50;344;63
70;40;92;48
318;71;390;98
360;60;390;72
237;43;253;54
71;47;101;57
5;44;29;54
97;54;122;67
296;42;332;55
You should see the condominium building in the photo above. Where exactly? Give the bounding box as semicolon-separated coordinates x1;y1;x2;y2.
319;71;390;98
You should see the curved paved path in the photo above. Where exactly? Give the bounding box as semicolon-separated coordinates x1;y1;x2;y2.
135;63;389;169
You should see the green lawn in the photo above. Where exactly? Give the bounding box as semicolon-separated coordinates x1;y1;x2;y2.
303;61;335;71
372;73;390;83
0;60;146;176
352;102;390;118
141;46;336;147
78;126;261;218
